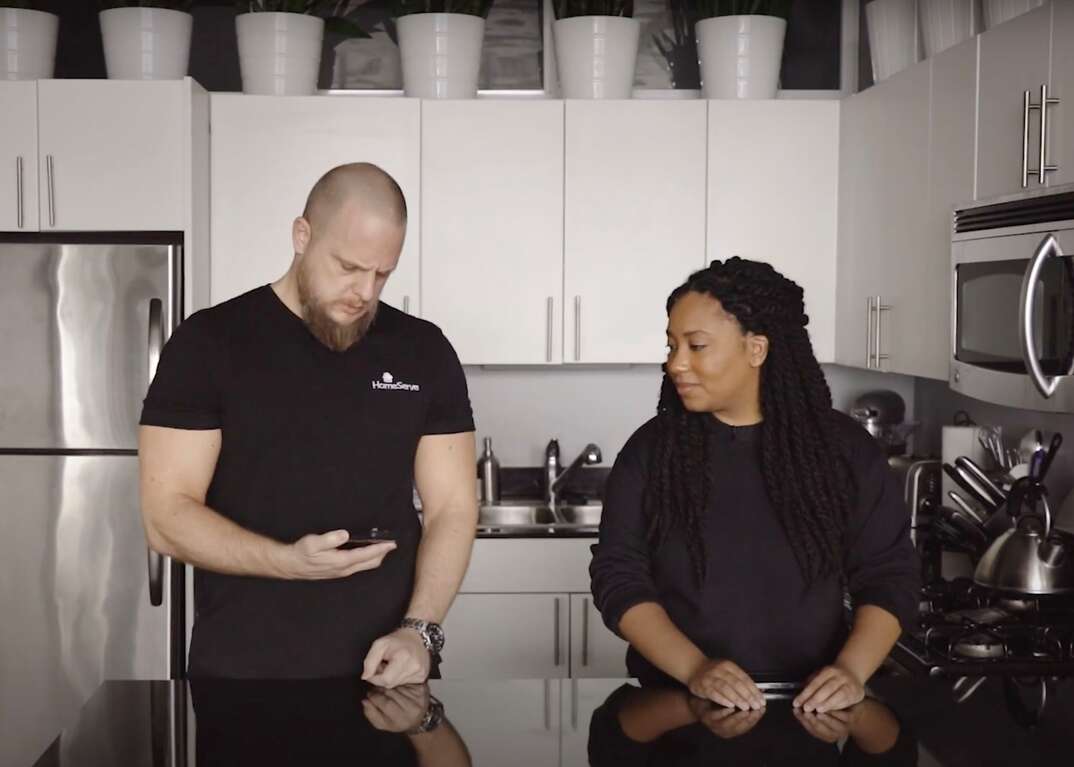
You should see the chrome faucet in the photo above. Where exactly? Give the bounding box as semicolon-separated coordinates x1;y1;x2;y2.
544;439;602;521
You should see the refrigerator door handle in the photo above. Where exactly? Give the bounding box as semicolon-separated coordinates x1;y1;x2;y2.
147;298;166;606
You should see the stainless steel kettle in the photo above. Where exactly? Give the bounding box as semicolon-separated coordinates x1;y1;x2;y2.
974;496;1074;595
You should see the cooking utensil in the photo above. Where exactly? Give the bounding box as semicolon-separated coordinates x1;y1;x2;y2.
938;505;990;554
954;456;1007;507
1037;432;1063;481
943;462;1000;514
948;490;988;526
1018;429;1047;464
974;495;1074;595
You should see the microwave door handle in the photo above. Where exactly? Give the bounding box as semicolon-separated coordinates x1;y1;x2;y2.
1019;234;1063;398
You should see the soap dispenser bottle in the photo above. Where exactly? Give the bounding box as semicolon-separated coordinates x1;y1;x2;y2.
478;437;500;503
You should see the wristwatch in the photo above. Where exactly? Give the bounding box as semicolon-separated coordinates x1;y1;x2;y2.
400;617;445;657
407;695;445;735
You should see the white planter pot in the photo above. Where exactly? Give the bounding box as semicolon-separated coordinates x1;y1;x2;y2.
1;8;58;80
919;0;977;58
696;15;786;100
982;0;1045;30
236;12;324;96
553;16;639;99
100;7;192;80
397;13;484;99
866;0;920;83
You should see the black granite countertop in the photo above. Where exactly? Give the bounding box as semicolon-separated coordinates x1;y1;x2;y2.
28;666;1074;767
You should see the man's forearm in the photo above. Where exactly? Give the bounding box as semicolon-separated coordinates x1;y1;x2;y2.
405;509;476;623
145;494;289;578
834;605;903;684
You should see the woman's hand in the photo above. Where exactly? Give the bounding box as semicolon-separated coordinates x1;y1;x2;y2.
687;658;765;710
793;705;860;743
792;664;865;713
687;696;765;739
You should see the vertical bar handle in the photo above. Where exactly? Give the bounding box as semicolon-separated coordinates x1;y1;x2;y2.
1023;90;1033;188
573;296;581;362
875;296;892;368
1038;84;1060;185
581;598;590;667
553;597;562;667
402;295;410;314
1020;234;1064;398
546;297;553;362
865;296;875;368
147;298;166;606
46;154;55;228
16;156;24;229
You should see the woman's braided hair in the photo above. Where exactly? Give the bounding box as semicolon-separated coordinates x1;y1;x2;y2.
643;257;854;587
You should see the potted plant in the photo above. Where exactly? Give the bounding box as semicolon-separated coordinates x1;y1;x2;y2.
235;1;370;96
0;1;58;80
394;0;494;98
552;1;638;99
652;0;700;90
695;0;792;99
98;1;194;80
865;0;918;83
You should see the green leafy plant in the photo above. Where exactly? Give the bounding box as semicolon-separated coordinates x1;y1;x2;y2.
652;0;698;89
98;1;195;9
237;1;372;38
552;1;633;20
695;0;792;20
393;0;495;19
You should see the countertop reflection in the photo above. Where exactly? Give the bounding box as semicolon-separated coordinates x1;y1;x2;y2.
28;672;1074;767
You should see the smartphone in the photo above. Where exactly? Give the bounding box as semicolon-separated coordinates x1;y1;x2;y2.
338;527;396;550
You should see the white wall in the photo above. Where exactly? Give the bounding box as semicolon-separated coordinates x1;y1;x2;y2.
465;364;916;467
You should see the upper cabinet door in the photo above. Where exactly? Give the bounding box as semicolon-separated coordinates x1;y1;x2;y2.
36;80;186;232
421;101;564;365
1050;0;1074;188
977;4;1052;200
0;82;38;233
564;101;706;364
707;101;839;363
210;96;421;311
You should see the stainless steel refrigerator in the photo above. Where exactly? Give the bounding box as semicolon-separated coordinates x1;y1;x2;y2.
0;234;184;767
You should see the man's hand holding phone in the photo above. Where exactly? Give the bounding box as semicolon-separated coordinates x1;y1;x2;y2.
271;528;396;580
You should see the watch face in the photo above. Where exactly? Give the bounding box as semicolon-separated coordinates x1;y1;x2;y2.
428;623;445;653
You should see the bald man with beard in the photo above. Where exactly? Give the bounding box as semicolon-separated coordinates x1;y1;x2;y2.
138;163;478;685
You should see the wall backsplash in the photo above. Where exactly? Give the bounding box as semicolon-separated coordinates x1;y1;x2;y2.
464;363;916;467
914;377;1074;512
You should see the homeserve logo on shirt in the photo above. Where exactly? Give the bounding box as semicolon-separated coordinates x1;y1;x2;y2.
371;371;421;392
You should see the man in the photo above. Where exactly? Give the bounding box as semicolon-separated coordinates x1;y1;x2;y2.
139;162;477;686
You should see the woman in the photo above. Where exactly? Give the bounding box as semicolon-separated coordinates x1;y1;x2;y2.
590;258;919;715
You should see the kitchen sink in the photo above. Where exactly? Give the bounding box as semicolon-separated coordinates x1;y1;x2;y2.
477;500;602;528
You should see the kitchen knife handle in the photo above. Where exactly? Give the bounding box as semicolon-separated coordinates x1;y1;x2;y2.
954;456;1006;507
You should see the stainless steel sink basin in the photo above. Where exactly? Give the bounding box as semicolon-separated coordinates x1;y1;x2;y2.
477;500;601;528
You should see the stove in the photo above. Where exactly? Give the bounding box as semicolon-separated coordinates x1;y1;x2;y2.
889;578;1074;724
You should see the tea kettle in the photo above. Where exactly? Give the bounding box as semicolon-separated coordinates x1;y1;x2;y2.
974;434;1074;595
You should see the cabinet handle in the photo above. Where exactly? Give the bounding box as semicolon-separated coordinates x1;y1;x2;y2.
148;298;166;607
570;679;579;730
1037;84;1060;185
543;679;552;731
863;296;872;367
1023;89;1032;188
553;597;561;666
573;296;581;362
402;295;410;314
46;154;55;228
581;598;590;667
15;156;23;229
875;295;892;369
546;297;553;362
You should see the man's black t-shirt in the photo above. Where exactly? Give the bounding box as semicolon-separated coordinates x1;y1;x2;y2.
140;285;474;678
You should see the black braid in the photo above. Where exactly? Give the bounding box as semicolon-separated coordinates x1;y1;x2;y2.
644;257;854;587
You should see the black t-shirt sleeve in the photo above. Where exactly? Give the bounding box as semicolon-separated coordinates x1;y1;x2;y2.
140;311;223;430
590;421;661;638
421;329;474;435
842;426;922;633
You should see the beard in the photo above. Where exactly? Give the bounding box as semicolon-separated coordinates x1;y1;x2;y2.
296;261;378;352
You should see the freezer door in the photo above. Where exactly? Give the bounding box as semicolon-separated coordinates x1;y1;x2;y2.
0;455;170;767
0;242;179;450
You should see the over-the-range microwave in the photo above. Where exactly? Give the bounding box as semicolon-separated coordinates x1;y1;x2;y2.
951;184;1074;413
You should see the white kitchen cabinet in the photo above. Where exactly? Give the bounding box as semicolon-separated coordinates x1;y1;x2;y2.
977;3;1052;199
421;101;564;364
707;101;839;363
560;679;628;765
440;593;569;679
569;594;628;679
209;96;421;311
429;680;560;766
36;80;187;232
1050;0;1074;188
835;62;930;374
0;82;38;232
564;101;707;364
